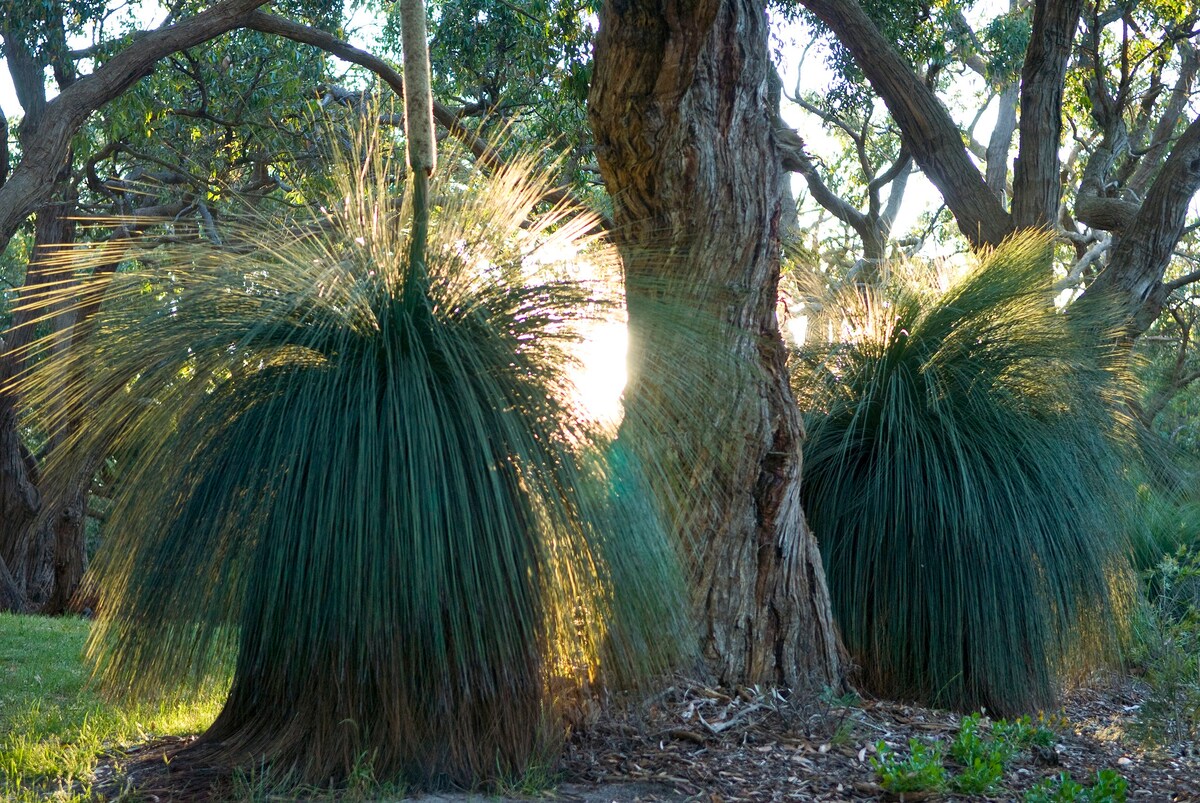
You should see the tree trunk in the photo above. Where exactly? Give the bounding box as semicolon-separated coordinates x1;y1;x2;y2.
0;189;90;613
590;0;842;689
985;81;1018;200
0;393;38;611
1081;115;1200;335
1010;0;1082;230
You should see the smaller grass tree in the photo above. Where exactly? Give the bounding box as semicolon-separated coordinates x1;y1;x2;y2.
10;118;694;788
791;233;1137;715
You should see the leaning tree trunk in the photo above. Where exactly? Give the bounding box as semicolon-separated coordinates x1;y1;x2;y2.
589;0;842;689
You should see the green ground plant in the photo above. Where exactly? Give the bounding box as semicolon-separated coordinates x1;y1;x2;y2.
0;614;221;802
947;713;1012;794
792;234;1138;715
1024;769;1128;803
869;713;1118;799
871;738;947;793
1125;480;1200;575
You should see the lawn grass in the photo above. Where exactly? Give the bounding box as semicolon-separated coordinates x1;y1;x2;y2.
0;612;224;801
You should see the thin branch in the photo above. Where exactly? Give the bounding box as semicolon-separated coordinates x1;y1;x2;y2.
1166;267;1200;292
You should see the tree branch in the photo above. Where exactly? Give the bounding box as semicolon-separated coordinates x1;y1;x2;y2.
798;0;1013;249
0;0;272;259
1128;40;1200;196
1011;0;1084;229
1166;266;1200;292
777;126;866;232
244;10;600;224
1081;114;1200;334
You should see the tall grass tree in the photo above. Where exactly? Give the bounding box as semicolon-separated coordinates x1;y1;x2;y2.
9;120;694;788
792;234;1138;715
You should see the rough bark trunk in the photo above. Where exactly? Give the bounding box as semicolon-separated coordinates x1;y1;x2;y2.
1126;42;1199;197
1010;0;1082;230
0;393;38;611
590;0;842;689
1081;115;1200;335
0;189;90;613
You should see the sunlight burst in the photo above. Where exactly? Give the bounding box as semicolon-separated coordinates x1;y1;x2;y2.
572;321;628;428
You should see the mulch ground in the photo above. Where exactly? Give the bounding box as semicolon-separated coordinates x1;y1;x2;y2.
552;674;1200;801
100;674;1200;801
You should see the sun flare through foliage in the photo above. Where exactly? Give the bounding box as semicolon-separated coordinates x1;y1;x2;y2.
9;126;690;788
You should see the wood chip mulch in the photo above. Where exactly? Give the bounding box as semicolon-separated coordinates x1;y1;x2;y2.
91;674;1200;801
553;674;1200;801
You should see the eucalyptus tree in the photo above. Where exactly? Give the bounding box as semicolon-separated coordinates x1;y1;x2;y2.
778;0;1026;273
590;0;843;688
0;0;284;612
796;0;1200;339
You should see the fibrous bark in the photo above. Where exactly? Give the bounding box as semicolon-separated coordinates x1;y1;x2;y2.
590;0;842;689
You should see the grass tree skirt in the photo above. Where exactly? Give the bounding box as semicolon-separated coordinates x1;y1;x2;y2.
188;359;550;786
791;233;1139;716
11;128;692;789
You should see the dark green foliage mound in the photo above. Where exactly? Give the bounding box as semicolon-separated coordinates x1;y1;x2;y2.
792;234;1136;715
13;136;690;788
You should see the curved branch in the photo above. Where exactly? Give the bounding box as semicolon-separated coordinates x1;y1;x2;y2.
0;0;272;257
777;126;866;231
1127;41;1200;196
798;0;1013;249
1081;114;1200;334
985;82;1018;200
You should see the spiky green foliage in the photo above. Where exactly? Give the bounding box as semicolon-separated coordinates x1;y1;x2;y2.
791;234;1137;715
10;128;690;788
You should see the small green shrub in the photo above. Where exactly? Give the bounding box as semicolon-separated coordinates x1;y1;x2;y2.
948;714;1010;793
871;739;946;793
994;714;1057;750
1026;773;1087;803
872;714;1073;798
1024;769;1128;803
1126;481;1200;575
1131;546;1200;743
950;752;1006;795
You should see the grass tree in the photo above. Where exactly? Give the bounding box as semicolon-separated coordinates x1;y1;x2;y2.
9;112;695;788
791;233;1138;715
